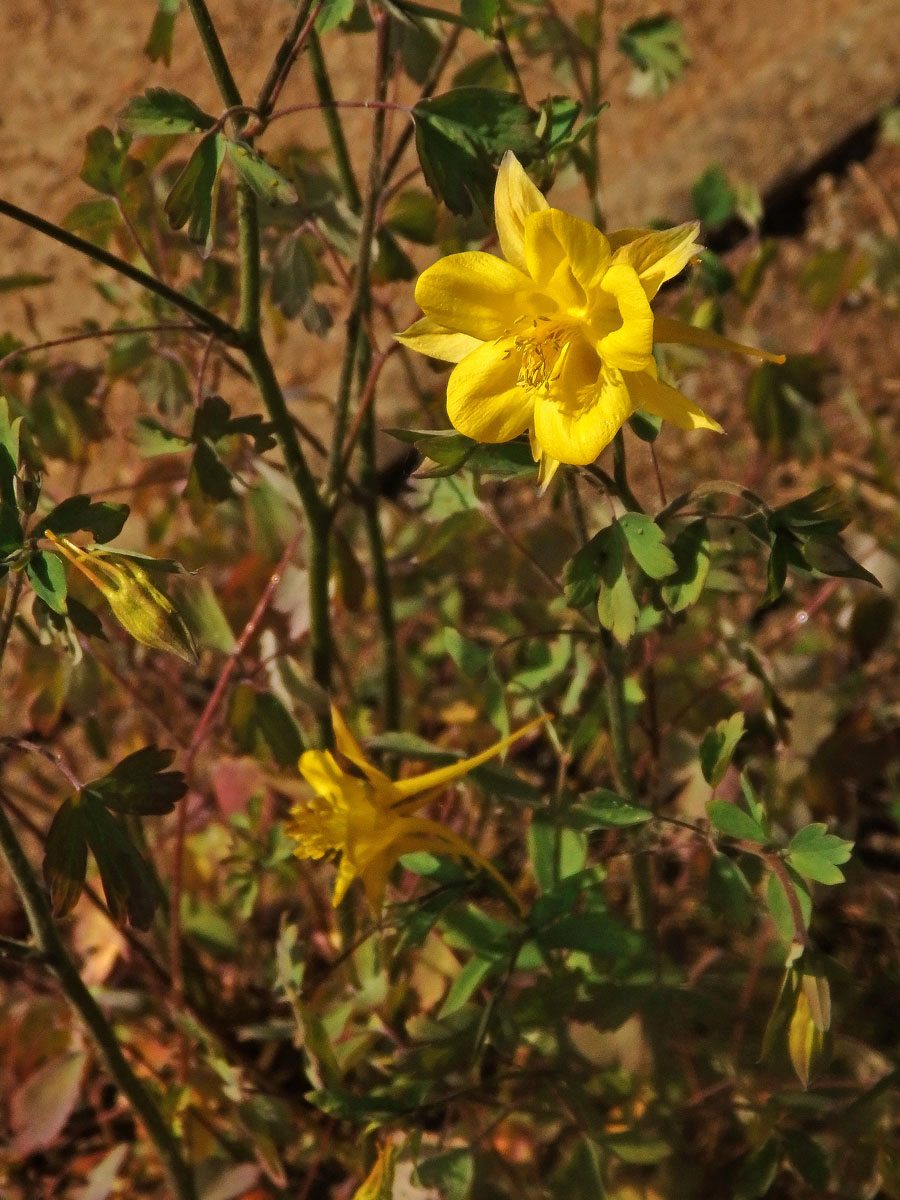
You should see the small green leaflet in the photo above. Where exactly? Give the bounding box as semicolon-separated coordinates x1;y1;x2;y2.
691;163;736;228
26;551;67;614
0;395;22;507
34;495;129;544
619;14;690;98
315;0;355;33
700;711;746;787
707;799;768;845
165;133;226;255
661;520;711;612
225;141;298;207
43;749;186;928
413;87;541;217
144;0;180;66
118;88;216;136
787;824;853;885
617;512;677;580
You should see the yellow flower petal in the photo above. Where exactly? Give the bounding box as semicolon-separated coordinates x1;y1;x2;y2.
494;150;549;274
331;704;395;795
389;714;549;806
395;316;482;363
653;315;786;363
610;222;702;299
524;209;611;302
534;361;634;464
332;854;360;907
298;749;346;800
446;337;534;443
383;817;522;912
415;251;531;340
626;367;723;433
594;264;654;372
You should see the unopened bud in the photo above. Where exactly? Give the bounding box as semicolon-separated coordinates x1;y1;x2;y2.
44;532;198;663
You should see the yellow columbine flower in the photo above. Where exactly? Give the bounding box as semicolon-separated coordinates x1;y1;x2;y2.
398;151;784;485
287;706;548;914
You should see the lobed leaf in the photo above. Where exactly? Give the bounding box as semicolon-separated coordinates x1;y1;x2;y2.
118;88;216;136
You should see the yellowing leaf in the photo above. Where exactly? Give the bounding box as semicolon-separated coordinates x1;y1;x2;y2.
788;990;827;1089
351;1142;399;1200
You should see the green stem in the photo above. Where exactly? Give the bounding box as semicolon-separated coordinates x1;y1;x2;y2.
360;398;401;730
612;430;644;513
182;0;243;111
0;569;24;673
0;796;196;1200
252;0;317;127
183;0;333;742
307;31;362;212
0;198;239;345
324;11;390;504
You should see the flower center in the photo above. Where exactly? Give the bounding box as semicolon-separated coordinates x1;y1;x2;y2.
512;316;571;394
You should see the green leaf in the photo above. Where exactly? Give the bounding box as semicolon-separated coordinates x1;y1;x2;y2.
617;512;677;579
783;1132;830;1190
444;627;491;677
707;853;754;927
0;273;52;294
43;797;89;917
618;15;690;98
596;548;639;645
628;410;662;442
0;503;24;558
700;711;745;787
62;198;120;248
576;788;653;827
538;910;634;956
85;746;186;815
800;536;881;588
383;188;439;244
461;0;498;35
766;868;811;944
65;597;107;641
528;820;587;891
691;163;736;228
467;440;537;479
35;495;129;544
26;551;68;614
79;125;130;198
118;88;216;136
225;140;298;206
549;1136;607;1200
270;234;332;334
386;427;476;477
252;692;306;767
413;88;541;217
734;1138;780;1200
746;356;827;461
164;133;226;255
82;793;160;929
0;395;21;507
439;956;493;1018
144;0;180;65
787;823;853;885
707;800;768;845
191;439;235;501
315;0;355;33
661;519;710;612
415;1149;474;1200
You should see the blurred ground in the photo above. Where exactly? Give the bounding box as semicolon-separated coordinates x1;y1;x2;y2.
2;1;899;330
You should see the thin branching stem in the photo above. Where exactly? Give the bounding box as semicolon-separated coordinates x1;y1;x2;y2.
307;30;362;212
0;198;240;344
